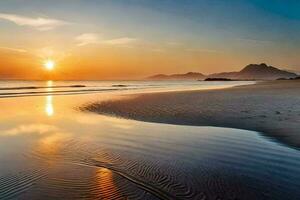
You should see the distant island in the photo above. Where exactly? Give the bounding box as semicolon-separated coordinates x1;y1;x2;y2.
148;72;206;80
147;63;298;80
204;78;236;81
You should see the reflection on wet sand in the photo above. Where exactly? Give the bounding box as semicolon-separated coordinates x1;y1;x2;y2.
45;96;54;116
0;80;300;199
45;81;54;117
96;168;122;199
37;132;69;156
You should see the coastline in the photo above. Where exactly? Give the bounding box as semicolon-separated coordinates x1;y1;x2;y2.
84;80;300;148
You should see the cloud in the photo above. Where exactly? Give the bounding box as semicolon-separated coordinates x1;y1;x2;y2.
236;38;273;45
0;13;69;31
103;37;137;45
166;42;182;46
75;33;137;46
0;46;27;53
185;48;219;53
3;124;59;136
75;33;101;46
151;48;165;52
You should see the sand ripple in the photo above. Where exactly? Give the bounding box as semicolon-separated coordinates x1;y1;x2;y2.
0;169;46;200
1;121;300;199
25;129;300;200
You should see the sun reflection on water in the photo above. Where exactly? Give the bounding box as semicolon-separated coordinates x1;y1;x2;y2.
46;96;54;116
45;80;54;116
96;168;121;199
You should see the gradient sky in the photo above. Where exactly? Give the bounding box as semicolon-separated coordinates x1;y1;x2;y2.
0;0;300;80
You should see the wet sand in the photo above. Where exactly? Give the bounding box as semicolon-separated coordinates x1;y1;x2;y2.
1;81;300;199
85;80;300;148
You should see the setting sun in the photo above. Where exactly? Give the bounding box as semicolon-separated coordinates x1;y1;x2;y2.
0;1;300;200
44;60;55;71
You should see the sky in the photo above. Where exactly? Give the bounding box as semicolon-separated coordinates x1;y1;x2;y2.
0;0;300;80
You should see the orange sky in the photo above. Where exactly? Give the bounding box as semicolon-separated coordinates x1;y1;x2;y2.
1;0;300;80
0;44;246;80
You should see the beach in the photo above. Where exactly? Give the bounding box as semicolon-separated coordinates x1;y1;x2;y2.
0;80;299;199
85;80;300;148
2;1;300;199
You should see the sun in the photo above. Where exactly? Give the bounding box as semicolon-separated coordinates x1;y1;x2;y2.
44;60;55;71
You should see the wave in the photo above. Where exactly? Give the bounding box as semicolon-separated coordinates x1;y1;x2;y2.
0;88;134;98
0;85;86;91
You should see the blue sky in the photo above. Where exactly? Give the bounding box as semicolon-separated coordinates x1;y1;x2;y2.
0;0;299;79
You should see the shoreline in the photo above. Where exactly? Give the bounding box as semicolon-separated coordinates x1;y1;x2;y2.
84;80;300;149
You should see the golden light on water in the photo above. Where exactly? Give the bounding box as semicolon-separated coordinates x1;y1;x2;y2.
46;96;54;116
96;168;121;199
47;80;53;87
44;59;55;71
45;80;54;116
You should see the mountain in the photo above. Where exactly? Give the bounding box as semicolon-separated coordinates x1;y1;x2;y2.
147;63;298;81
286;70;300;75
208;63;298;80
147;72;206;80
